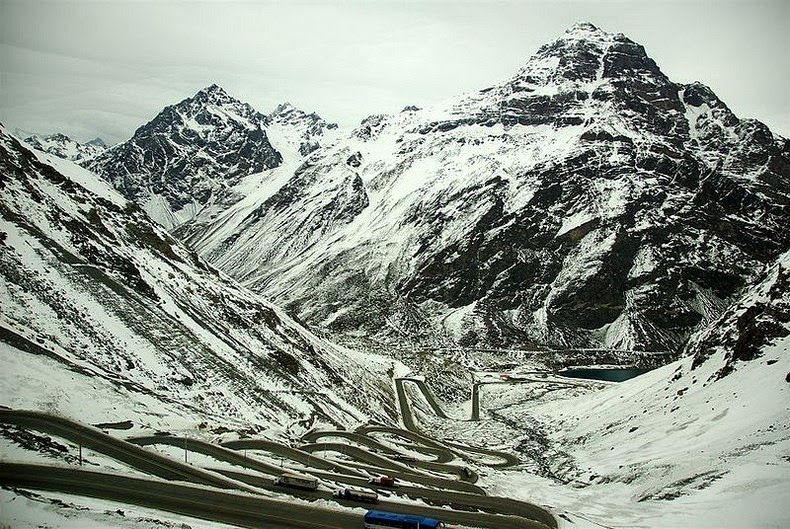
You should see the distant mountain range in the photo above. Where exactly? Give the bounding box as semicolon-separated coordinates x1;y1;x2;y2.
19;23;789;355
23;132;107;162
173;23;790;352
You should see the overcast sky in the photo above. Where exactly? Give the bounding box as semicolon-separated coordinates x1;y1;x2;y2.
1;0;788;144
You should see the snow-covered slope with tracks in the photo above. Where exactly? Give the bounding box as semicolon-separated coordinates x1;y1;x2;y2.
0;125;398;438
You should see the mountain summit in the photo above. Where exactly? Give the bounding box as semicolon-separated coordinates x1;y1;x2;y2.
84;85;283;229
514;20;665;86
147;25;790;351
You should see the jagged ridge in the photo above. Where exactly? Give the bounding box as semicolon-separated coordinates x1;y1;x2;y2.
84;85;283;229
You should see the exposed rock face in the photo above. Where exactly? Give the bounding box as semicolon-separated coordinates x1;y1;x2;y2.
84;84;283;229
687;250;790;379
23;133;107;162
176;23;790;352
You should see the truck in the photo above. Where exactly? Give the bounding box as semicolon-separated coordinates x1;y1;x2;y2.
273;472;319;491
367;475;397;487
333;487;379;504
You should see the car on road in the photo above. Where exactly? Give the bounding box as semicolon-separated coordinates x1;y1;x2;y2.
333;487;378;503
273;472;318;491
367;475;397;487
393;454;417;462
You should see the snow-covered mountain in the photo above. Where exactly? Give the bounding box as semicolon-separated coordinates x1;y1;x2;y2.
0;125;397;437
83;85;284;230
23;133;107;162
178;22;790;352
266;101;339;158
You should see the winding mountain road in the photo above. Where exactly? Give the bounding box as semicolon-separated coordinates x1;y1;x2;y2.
1;371;560;529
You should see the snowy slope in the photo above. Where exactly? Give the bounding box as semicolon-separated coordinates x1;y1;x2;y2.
524;250;790;526
178;23;790;352
23;133;106;162
0;125;399;439
83;85;283;230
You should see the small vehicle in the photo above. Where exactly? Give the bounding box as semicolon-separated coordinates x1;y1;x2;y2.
364;510;444;529
333;487;379;504
393;454;417;462
273;472;318;491
367;475;397;487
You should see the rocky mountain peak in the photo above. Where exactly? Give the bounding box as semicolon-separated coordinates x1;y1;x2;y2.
268;101;336;128
562;21;608;40
86;137;107;148
515;22;663;88
84;86;282;229
271;101;297;117
198;82;226;95
190;83;239;107
682;81;726;109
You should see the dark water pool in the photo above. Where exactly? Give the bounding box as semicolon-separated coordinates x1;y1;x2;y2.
558;367;653;382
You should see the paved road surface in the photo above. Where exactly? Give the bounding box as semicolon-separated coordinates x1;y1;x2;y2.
0;462;358;529
0;409;250;491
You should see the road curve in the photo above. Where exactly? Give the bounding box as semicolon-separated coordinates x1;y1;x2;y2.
210;467;553;529
298;442;450;478
221;438;363;475
0;410;251;491
392;381;521;467
1;462;552;529
133;434;485;495
301;430;453;463
0;462;358;529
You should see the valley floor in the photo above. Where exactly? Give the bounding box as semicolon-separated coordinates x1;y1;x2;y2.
2;340;788;529
408;354;790;528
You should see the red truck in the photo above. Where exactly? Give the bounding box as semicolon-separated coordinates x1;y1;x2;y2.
368;475;397;487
